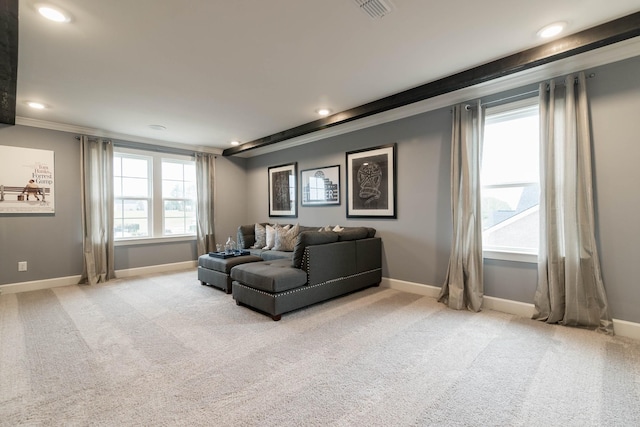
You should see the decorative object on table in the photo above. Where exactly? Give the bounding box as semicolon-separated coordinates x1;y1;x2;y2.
346;143;397;218
225;236;236;253
300;165;340;207
268;162;297;217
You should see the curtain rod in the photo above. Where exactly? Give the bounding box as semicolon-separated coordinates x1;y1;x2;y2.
74;135;209;157
468;72;597;109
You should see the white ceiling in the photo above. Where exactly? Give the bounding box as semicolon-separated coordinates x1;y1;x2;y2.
15;0;640;153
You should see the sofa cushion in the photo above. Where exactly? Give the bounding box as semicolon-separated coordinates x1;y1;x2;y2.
273;223;300;251
261;250;292;261
230;259;308;293
292;231;340;268
336;227;369;241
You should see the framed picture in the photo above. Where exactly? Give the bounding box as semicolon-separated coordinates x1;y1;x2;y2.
0;145;55;214
300;165;340;207
346;143;397;218
268;162;297;217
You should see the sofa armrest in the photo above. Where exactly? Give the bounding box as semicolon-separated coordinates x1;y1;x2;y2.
303;241;357;286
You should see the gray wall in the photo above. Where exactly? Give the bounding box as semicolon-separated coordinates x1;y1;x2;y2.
0;126;246;285
245;55;640;324
1;55;638;324
245;109;452;287
0;126;84;284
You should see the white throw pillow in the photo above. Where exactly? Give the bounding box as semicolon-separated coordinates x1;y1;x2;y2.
333;225;344;232
264;224;276;249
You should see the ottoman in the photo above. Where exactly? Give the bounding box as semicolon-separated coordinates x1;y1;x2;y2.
198;254;263;293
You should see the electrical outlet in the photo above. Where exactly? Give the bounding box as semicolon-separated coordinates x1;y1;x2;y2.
18;261;27;272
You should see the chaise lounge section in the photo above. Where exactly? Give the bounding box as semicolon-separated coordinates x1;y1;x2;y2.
229;223;382;320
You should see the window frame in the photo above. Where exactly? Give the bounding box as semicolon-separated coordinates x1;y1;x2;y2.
113;146;197;246
481;96;539;264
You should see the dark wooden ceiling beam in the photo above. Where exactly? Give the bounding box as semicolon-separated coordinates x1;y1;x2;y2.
223;11;640;157
0;0;19;126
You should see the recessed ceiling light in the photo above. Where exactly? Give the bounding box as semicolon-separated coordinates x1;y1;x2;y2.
36;4;71;23
27;101;47;109
230;141;240;146
537;22;566;39
148;124;166;131
316;108;332;117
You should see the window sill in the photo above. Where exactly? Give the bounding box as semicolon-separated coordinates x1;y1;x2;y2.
483;250;537;264
115;235;196;247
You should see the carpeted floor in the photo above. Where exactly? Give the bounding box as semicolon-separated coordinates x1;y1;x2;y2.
1;269;639;426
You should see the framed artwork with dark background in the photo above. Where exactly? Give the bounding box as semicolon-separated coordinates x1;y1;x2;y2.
268;162;297;217
346;143;396;218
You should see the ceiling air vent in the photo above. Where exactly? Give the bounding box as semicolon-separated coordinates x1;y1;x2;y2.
352;0;395;20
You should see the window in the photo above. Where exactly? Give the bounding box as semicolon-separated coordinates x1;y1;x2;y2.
162;160;196;235
481;98;539;258
113;148;197;241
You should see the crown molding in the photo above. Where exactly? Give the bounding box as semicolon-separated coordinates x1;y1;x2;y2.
14;116;223;155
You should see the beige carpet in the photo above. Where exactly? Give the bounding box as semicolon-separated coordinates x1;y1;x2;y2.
1;269;639;426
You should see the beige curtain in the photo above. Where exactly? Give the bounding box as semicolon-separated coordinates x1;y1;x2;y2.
533;72;613;334
439;101;484;312
195;153;216;254
79;136;115;285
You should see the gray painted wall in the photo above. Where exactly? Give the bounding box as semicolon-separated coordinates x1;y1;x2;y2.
245;55;640;324
0;126;83;284
0;127;246;285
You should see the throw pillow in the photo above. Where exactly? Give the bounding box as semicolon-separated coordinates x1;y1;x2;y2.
273;223;300;251
264;224;276;249
253;223;267;248
264;224;290;249
333;225;344;232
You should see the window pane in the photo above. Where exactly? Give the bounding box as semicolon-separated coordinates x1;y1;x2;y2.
122;157;148;178
162;161;184;180
122;177;149;197
163;180;184;198
482;114;539;186
114;199;149;238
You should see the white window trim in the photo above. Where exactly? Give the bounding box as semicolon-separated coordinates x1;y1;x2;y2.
114;235;196;247
113;146;196;243
483;249;537;263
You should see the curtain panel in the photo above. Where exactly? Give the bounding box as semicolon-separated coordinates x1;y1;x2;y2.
195;153;216;255
79;136;115;285
533;73;613;334
439;101;484;312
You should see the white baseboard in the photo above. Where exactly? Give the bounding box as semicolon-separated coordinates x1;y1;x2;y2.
0;261;197;295
114;260;197;278
381;277;640;341
0;275;83;295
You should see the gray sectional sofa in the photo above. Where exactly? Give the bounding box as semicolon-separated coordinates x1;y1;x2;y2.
230;223;382;320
